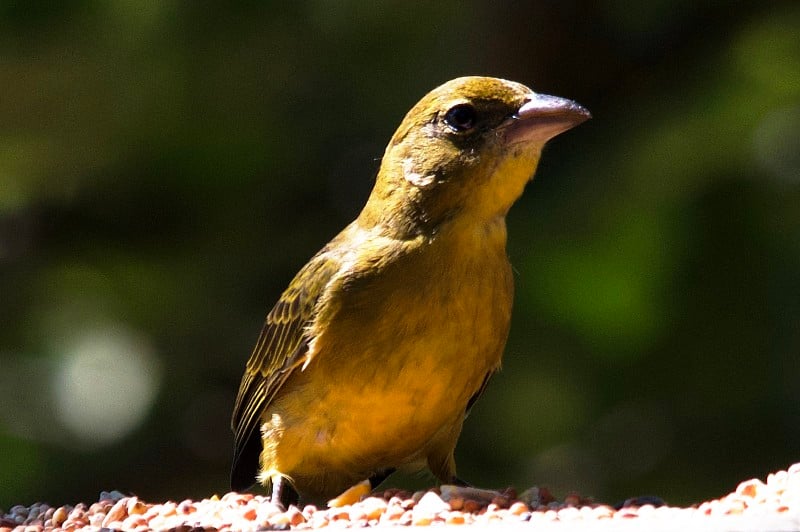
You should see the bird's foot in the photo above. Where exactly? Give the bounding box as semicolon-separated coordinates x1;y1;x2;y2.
439;484;504;505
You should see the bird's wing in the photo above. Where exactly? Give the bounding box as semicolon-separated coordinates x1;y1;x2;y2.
230;250;341;490
465;370;495;416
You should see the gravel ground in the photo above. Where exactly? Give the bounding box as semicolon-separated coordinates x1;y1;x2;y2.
3;463;800;531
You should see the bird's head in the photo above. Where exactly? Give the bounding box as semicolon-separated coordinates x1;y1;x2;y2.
358;76;590;237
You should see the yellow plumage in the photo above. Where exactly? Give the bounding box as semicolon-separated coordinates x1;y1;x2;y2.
231;76;589;504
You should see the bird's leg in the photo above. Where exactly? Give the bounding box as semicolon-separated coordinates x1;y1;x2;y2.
270;475;284;507
450;476;471;487
369;468;397;489
270;475;299;508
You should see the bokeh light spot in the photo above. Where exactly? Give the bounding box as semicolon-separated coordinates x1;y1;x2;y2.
52;326;162;449
752;105;800;185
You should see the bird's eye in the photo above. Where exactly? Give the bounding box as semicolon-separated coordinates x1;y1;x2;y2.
444;104;477;132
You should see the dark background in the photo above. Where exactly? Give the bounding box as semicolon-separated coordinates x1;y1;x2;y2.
1;0;799;510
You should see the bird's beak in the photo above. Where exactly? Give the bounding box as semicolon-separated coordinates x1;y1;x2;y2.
505;93;591;146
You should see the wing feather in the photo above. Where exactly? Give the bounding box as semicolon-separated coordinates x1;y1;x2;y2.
230;250;341;489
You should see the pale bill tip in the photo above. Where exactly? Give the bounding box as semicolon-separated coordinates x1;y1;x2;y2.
516;93;591;121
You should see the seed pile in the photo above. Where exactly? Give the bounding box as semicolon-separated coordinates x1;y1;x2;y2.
3;463;800;531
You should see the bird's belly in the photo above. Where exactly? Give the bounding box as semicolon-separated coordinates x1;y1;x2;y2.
267;306;503;476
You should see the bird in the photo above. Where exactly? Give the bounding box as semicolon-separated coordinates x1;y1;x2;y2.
230;76;590;506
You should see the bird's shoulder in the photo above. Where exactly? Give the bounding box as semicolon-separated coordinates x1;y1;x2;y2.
230;222;411;426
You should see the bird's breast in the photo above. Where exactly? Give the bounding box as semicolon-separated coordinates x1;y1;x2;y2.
266;218;514;477
324;217;513;382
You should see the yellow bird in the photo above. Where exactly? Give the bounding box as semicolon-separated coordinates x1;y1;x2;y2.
230;76;590;505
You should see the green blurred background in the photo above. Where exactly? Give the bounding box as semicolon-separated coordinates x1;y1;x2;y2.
1;0;799;510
